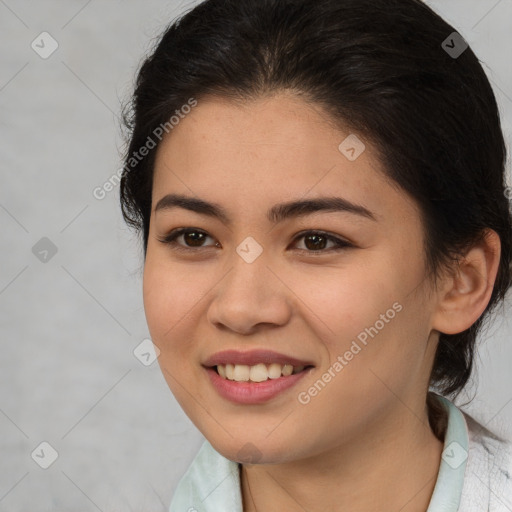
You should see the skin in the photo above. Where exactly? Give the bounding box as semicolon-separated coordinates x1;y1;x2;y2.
143;91;501;512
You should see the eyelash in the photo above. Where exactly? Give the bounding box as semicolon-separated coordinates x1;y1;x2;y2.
156;228;354;255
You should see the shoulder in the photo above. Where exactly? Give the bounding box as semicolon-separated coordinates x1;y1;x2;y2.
168;439;243;512
460;409;512;511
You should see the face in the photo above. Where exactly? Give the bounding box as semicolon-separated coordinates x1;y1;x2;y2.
143;92;439;464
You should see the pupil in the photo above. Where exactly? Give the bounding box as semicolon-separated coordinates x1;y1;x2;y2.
305;234;326;250
185;231;205;247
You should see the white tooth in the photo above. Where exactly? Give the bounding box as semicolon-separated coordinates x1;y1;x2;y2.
249;363;269;382
282;364;293;376
217;363;304;381
225;364;235;380
268;363;283;379
233;364;250;381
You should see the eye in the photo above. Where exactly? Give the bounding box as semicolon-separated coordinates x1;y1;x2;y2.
157;228;353;254
157;228;218;251
291;230;353;253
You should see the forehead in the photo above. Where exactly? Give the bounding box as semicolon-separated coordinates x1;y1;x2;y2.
156;92;350;162
151;92;418;225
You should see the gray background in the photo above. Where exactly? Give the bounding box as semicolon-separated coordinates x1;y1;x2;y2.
0;1;511;510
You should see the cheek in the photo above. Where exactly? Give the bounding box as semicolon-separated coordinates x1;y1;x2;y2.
143;254;207;343
143;261;173;342
143;283;196;400
142;257;209;409
287;258;404;345
289;252;429;390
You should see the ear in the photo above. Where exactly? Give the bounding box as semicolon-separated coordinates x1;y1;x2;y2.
431;229;501;335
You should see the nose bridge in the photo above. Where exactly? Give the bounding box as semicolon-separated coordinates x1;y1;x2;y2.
223;243;273;302
208;243;290;332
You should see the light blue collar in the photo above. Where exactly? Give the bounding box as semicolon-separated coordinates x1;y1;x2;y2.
426;394;469;511
169;393;469;511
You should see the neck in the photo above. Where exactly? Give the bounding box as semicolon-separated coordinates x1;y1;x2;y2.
241;396;445;512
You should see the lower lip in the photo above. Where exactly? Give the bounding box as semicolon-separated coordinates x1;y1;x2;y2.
204;366;312;405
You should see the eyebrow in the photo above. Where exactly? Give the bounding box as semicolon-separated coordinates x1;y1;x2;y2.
154;193;377;224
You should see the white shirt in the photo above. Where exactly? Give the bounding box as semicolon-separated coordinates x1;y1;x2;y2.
169;394;512;511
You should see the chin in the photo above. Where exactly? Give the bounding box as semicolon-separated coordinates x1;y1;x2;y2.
209;436;297;465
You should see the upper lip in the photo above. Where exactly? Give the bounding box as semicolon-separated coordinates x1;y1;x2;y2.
202;349;315;368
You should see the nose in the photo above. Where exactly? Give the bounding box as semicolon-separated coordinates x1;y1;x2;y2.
206;251;292;335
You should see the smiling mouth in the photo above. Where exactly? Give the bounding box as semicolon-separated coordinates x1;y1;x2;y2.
213;363;314;382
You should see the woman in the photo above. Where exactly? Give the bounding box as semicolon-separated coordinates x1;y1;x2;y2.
119;0;512;510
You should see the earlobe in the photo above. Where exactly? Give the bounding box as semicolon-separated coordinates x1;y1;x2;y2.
431;229;501;335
